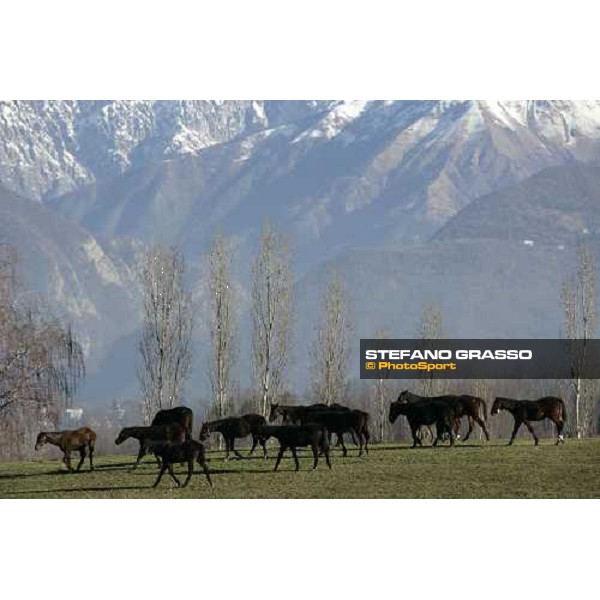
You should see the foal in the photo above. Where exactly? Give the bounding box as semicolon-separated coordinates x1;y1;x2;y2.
152;440;212;488
35;427;96;472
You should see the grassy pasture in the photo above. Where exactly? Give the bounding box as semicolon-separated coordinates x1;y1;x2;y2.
1;439;598;499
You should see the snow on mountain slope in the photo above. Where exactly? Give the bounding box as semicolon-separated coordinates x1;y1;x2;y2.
48;100;600;273
0;100;331;200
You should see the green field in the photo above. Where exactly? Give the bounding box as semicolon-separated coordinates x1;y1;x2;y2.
1;439;599;498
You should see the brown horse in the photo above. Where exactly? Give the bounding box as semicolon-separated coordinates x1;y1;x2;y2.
35;427;96;472
491;396;567;445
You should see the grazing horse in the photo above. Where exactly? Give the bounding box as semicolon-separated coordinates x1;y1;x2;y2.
397;391;490;441
199;415;268;460
152;440;212;488
257;424;332;471
115;424;187;469
35;427;96;472
491;396;567;445
389;398;455;447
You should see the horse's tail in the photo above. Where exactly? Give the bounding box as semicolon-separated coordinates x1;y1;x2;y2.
559;398;567;424
480;399;488;422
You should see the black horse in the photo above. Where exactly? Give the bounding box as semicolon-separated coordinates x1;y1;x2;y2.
492;396;567;445
257;424;332;471
199;414;268;460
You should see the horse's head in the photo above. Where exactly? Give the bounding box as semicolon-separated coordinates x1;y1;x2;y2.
491;398;505;415
397;390;414;404
268;403;280;423
199;423;211;441
34;432;48;451
389;400;407;424
115;428;131;445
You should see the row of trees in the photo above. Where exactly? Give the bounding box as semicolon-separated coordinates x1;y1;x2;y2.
137;230;600;439
138;223;353;421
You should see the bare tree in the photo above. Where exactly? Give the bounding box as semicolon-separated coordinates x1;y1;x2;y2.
0;244;84;457
371;329;395;442
207;235;237;421
138;245;193;422
415;303;447;397
561;246;597;438
251;223;293;417
310;273;352;406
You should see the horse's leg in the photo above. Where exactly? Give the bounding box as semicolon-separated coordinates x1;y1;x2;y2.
339;434;348;457
508;420;521;445
167;463;181;487
523;420;538;445
274;445;286;472
324;442;332;469
197;454;213;487
248;435;258;457
291;446;300;471
76;448;86;472
130;444;145;471
410;424;420;448
88;442;95;471
224;437;231;461
463;417;473;442
232;437;244;460
311;443;319;469
260;435;268;459
153;464;167;487
183;459;193;488
363;428;370;455
555;417;565;444
448;422;455;446
475;416;491;442
64;452;74;472
356;429;364;457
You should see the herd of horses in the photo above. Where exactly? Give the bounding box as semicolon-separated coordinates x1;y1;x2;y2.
33;392;569;488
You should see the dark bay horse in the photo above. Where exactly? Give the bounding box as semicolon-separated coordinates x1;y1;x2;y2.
151;406;193;439
199;414;268;460
257;423;332;471
389;398;455;447
397;390;490;441
269;402;357;447
298;409;371;457
153;440;212;488
492;396;567;445
115;424;187;469
119;406;194;468
35;427;96;472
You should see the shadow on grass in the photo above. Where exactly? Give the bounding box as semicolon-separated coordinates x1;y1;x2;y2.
2;484;152;496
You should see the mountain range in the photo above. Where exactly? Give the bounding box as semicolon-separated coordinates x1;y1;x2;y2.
1;100;599;403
